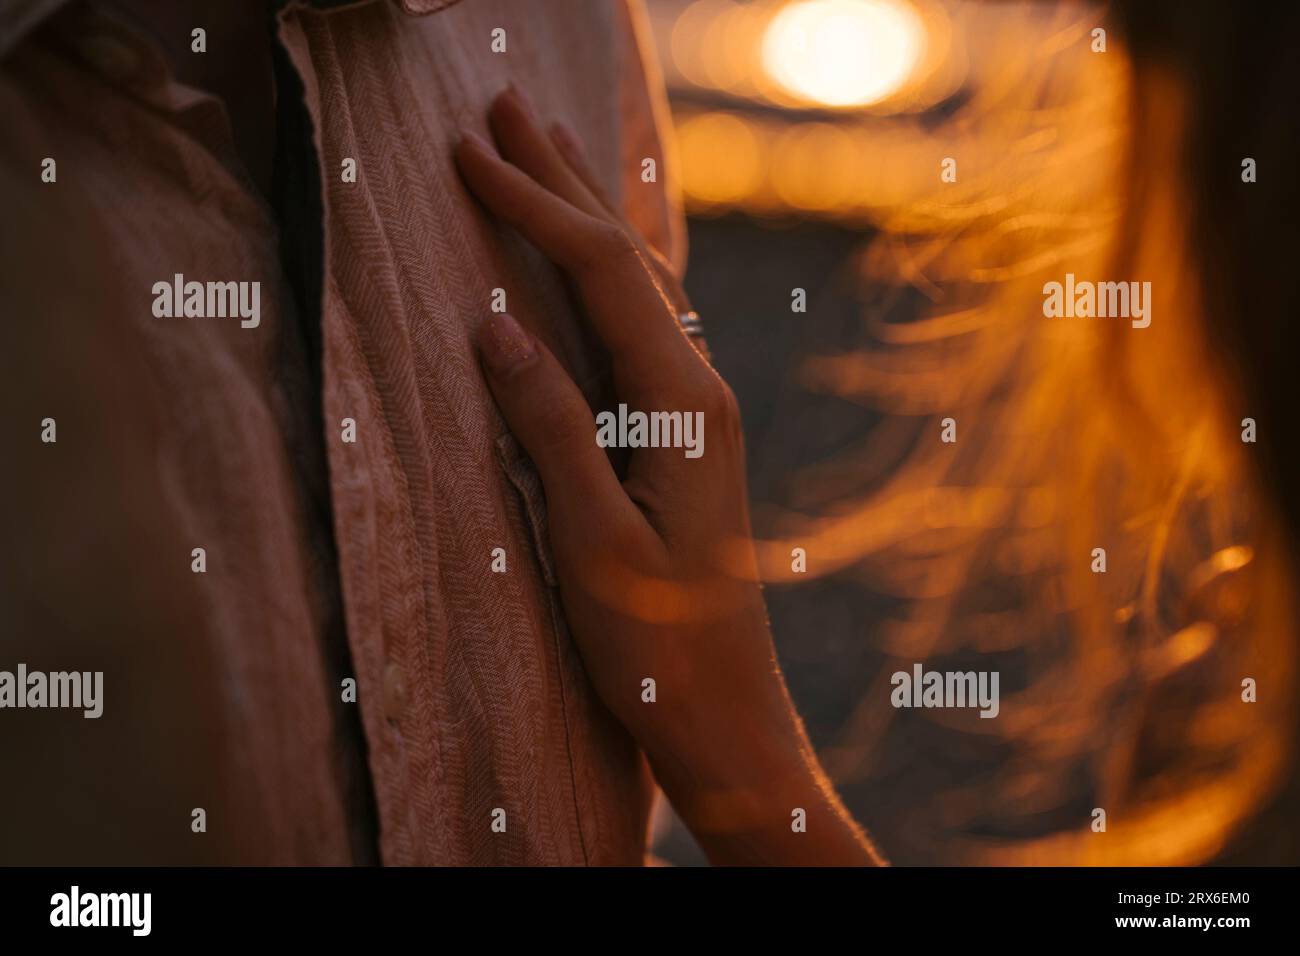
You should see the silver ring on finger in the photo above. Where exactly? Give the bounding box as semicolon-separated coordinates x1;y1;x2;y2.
677;310;705;339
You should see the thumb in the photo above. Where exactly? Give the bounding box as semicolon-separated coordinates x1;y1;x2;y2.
477;312;628;526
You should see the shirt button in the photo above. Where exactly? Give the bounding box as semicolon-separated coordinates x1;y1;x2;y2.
382;662;407;721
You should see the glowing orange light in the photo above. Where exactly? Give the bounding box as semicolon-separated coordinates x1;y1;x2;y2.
676;112;765;206
761;0;926;108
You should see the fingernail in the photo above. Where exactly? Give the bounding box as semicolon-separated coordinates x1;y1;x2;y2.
505;80;537;117
479;313;536;374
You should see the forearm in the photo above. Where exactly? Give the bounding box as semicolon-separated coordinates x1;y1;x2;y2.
645;684;886;866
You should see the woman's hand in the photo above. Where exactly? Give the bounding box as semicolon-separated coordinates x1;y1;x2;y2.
455;86;883;866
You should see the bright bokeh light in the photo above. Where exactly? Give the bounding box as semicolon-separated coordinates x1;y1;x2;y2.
761;0;925;108
676;112;764;205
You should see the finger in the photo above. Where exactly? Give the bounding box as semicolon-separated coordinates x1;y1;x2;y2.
488;85;608;222
486;90;689;316
482;94;692;321
456;132;699;398
477;312;641;530
457;132;603;281
546;118;620;220
548;119;694;316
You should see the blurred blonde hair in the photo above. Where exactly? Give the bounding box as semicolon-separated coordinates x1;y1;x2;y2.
755;5;1294;864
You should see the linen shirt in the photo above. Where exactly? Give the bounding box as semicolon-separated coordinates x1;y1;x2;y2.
0;0;683;865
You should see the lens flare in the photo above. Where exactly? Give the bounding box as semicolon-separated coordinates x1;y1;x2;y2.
761;0;925;108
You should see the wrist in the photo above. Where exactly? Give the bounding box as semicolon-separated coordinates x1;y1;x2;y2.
642;677;814;834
